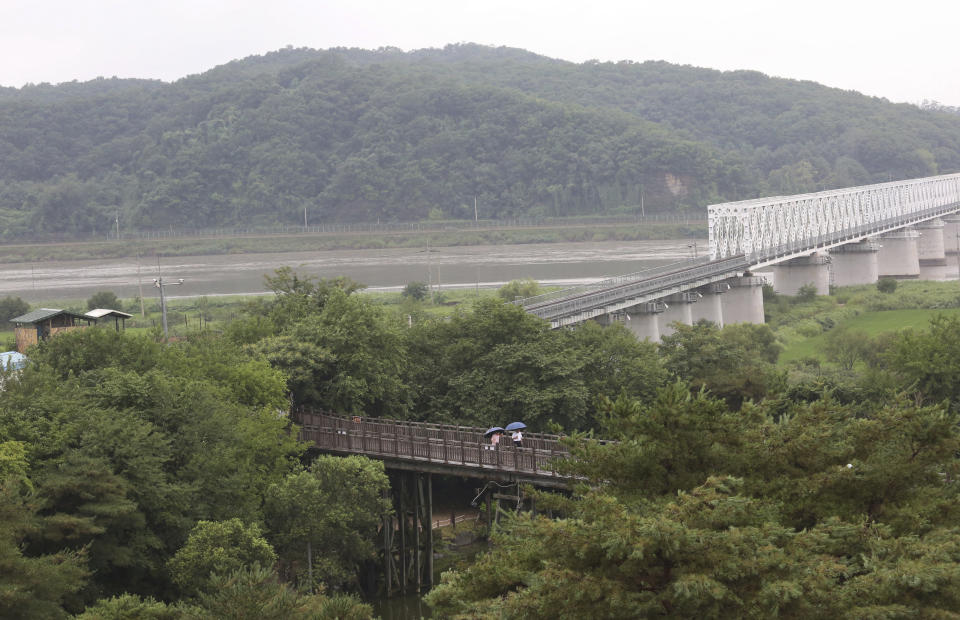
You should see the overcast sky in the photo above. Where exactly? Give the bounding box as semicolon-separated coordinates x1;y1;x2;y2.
3;0;958;107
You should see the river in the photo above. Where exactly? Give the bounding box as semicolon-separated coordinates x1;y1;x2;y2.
0;239;706;303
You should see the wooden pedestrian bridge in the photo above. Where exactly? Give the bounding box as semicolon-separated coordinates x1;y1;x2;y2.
292;409;616;594
293;409;581;489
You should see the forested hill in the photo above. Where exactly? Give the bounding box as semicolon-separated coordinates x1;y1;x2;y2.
2;43;960;240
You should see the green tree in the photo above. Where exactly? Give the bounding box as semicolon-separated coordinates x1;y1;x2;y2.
658;321;780;408
734;396;960;533
883;314;960;406
819;325;872;370
263;268;366;333
427;392;960;618
405;298;593;428
0;481;89;619
401;281;428;301
575;385;738;497
0;295;29;323
168;519;277;597
190;564;372;620
86;291;120;311
563;320;669;403
428;477;830;618
498;278;542;301
0;329;302;601
74;594;197;619
256;288;410;416
263;456;390;590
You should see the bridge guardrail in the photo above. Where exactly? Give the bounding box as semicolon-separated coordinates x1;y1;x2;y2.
524;255;750;323
293;409;576;479
515;257;711;309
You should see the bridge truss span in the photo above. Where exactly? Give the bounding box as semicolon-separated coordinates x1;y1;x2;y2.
709;172;960;266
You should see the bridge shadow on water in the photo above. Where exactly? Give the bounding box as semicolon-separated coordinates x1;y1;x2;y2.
372;591;432;620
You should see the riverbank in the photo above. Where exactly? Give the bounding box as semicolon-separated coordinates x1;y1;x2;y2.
0;219;705;264
0;239;701;305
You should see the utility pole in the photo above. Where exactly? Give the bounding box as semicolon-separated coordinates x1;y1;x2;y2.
137;254;145;317
115;212;120;240
153;274;184;338
474;196;478;222
427;244;434;304
304;207;308;231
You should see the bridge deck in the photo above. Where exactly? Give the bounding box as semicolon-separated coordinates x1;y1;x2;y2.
293;409;576;487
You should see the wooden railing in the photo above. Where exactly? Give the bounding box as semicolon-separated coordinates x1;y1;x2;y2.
293;409;571;479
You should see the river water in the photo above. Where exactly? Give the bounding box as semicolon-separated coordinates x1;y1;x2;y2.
0;239;704;303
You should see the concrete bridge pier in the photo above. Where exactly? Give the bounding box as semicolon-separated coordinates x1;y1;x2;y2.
829;239;880;287
721;276;765;324
623;302;665;342
659;292;698;337
770;253;831;296
917;218;947;279
877;228;921;278
690;283;726;327
942;215;960;254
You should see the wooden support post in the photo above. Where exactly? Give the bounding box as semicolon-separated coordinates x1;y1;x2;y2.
486;489;493;537
382;489;391;596
399;474;407;593
414;474;421;593
426;472;433;587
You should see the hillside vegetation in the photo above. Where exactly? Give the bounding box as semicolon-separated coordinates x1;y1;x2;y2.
2;44;960;240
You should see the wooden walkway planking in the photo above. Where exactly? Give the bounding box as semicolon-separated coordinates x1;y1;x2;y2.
293;409;572;486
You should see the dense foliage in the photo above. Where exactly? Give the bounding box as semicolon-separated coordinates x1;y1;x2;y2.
427;390;960;618
6;266;960;616
2;44;960;239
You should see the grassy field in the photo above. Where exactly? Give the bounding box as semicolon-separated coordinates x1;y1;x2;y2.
0;285;514;351
778;308;960;363
770;276;960;365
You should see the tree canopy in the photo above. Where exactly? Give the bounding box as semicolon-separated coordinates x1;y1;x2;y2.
2;44;960;239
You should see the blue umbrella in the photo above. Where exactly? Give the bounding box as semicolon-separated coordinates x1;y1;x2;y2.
484;426;505;437
505;421;526;431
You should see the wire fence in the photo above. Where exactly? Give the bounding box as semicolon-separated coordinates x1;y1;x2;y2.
7;213;705;244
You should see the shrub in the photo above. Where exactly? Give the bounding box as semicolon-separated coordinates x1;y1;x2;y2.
796;283;818;301
761;284;777;302
87;290;120;310
877;278;898;293
402;281;428;301
498;278;542;301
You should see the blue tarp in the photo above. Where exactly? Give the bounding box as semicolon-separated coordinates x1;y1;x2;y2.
0;351;26;370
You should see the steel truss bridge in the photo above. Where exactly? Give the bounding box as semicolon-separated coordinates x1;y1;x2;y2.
520;172;960;327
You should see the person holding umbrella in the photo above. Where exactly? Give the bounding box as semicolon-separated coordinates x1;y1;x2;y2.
484;426;504;449
506;421;526;448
